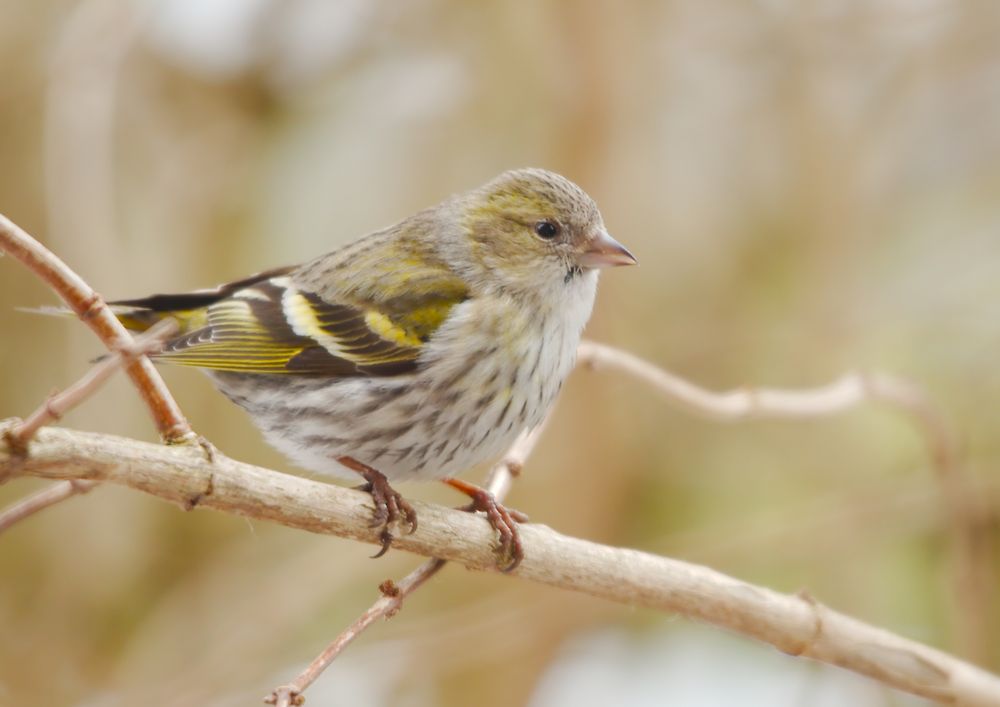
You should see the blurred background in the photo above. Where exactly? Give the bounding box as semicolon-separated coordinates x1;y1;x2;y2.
1;1;999;705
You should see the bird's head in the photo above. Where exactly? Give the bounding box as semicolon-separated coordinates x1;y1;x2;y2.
448;168;636;298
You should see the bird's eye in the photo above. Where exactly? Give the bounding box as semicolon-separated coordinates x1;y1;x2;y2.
534;220;560;239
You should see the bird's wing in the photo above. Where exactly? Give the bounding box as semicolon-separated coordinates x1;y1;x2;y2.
110;267;468;377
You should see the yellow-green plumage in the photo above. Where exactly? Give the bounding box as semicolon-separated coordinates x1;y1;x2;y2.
109;168;635;489
115;251;468;375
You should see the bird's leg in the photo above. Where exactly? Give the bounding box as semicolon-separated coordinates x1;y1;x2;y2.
444;478;529;572
337;455;418;558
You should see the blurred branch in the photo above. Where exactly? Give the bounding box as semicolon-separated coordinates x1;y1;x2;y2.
577;340;994;661
44;0;145;267
3;423;1000;706
266;423;548;707
579;340;945;423
0;479;98;533
0;213;193;443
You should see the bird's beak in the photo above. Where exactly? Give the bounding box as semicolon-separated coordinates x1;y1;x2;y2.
576;229;637;269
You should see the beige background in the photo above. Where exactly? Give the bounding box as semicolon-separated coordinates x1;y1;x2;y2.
1;1;999;705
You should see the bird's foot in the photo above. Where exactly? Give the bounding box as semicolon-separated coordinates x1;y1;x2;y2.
338;456;417;558
445;478;528;572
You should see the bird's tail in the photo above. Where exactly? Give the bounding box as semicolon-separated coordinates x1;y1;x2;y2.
23;265;294;335
20;297;209;335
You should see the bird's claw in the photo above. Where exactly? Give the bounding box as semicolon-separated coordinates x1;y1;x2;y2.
459;490;527;572
345;458;417;559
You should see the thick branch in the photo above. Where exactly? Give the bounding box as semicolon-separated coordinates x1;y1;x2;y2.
3;422;998;707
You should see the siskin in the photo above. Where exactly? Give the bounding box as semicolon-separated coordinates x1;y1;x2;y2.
111;168;635;569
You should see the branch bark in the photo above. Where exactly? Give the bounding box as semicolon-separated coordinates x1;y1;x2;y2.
3;422;999;707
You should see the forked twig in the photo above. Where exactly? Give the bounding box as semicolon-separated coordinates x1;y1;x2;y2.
4;318;178;453
0;213;192;443
0;320;178;532
265;423;548;707
0;213;200;534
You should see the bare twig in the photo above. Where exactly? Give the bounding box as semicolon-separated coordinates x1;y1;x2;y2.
0;479;98;533
267;562;445;707
0;319;177;534
265;423;549;706
577;340;992;660
578;340;936;422
5;319;177;452
3;423;999;706
0;213;192;443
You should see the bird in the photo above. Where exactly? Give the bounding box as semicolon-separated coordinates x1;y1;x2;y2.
108;168;636;570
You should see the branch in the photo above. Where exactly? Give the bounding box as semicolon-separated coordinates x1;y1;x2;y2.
578;340;946;424
577;340;993;660
4;422;999;706
268;341;981;704
0;213;193;443
0;479;98;533
4;319;178;452
0;320;177;531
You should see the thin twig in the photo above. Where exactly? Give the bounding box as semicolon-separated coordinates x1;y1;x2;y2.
578;340;933;422
0;213;192;443
0;479;98;533
265;423;549;706
576;340;992;660
0;320;177;534
4;423;1000;707
5;318;177;452
267;561;446;707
